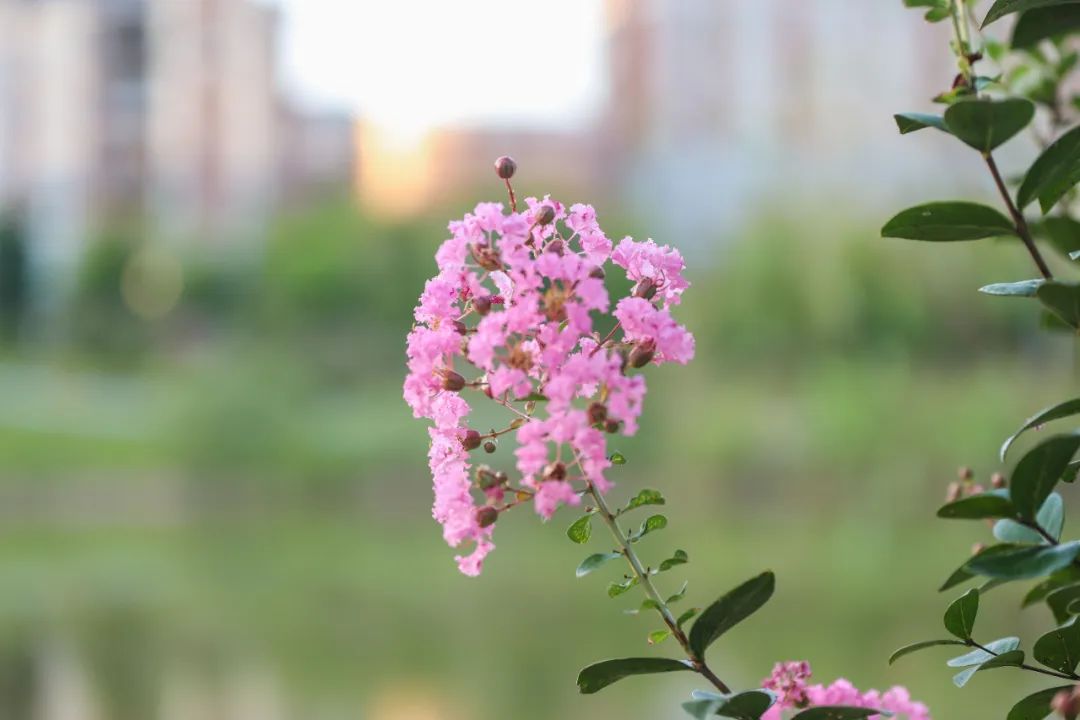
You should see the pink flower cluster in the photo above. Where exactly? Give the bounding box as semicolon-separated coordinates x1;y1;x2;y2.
404;197;694;576
762;661;931;720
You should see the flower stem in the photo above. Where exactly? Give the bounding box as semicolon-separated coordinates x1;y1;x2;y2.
586;484;732;694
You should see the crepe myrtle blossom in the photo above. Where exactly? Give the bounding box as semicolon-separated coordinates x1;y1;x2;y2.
404;169;693;576
761;661;931;720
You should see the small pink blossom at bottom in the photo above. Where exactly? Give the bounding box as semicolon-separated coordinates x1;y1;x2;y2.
761;662;931;720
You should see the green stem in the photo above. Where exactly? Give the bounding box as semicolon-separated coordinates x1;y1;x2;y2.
984;154;1054;280
586;484;731;694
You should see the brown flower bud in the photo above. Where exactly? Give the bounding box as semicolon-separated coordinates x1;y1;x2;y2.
543;462;567;481
589;266;605;280
632;277;657;300
462;429;482;451
476;506;499;528
1051;688;1080;719
476;465;498;489
470;242;502;271
545;238;565;256
604;419;621;434
535;205;555;226
440;370;466;392
494;470;509;485
945;482;962;503
473;295;492;316
628;339;657;368
483;439;497;454
587;402;608;425
958;466;974;481
990;472;1006;489
452;320;468;335
494;156;517;180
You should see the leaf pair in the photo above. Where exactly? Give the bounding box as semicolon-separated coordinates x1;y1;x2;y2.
894;97;1034;153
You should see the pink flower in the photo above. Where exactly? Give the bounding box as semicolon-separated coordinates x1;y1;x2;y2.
614;297;695;365
761;662;931;720
611;236;690;306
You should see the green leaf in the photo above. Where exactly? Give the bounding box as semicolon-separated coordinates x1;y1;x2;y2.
979;279;1045;296
567;513;593;544
1018;124;1080;213
648;629;670;645
949;637;1021;666
1038;282;1080;328
624;488;665;512
631;514;668;542
894;113;950;135
1046;583;1080;622
688;571;775;658
610;451;627;465
1033;216;1080;259
941;544;1022;591
994;492;1064;543
1034;616;1080;673
658;549;689;573
967;541;1080;579
888;639;968;665
1023;568;1080;607
944;589;980;639
943;98;1035;152
608;576;639;597
983;0;1080;27
881;202;1016;241
682;690;777;720
1007;685;1076;720
677;607;699;629
576;552;622;578
791;708;889;720
1002;398;1080;461
1010;434;1080;520
937;492;1017;520
576;657;693;694
1012;6;1080;48
668;581;689;604
953;650;1025;687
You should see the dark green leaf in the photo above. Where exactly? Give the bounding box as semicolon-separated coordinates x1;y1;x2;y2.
1010;434;1080;520
1041;280;1080;328
1002;398;1080;461
689;571;775;658
1046;582;1080;622
610;451;627;465
1007;685;1076;720
1023;568;1080;607
953;650;1025;687
576;552;622;578
984;0;1080;27
944;589;980;639
1018;125;1080;213
567;514;593;544
881;202;1016;241
1012;6;1080;48
966;541;1080;579
624;488;665;512
1033;216;1080;259
938;492;1017;520
576;657;692;694
607;576;639;598
682;690;777;720
979;279;1045;296
659;549;689;572
677;607;699;629
894;113;950;135
631;514;668;542
1034;617;1080;673
941;544;1022;591
943;98;1035;152
790;708;888;720
995;492;1064;544
888;639;968;665
668;581;689;604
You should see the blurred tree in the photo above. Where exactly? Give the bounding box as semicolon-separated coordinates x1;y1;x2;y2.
0;207;29;346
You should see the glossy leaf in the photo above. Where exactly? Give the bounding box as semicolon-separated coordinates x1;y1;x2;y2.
941;544;1020;591
576;552;622;578
1046;583;1080;623
630;514;668;542
937;492;1016;520
943;98;1035;152
682;690;777;720
1033;616;1080;673
1012;5;1080;48
979;279;1045;296
677;607;699;629
1018;124;1080;213
648;629;670;645
994;492;1064;544
966;541;1080;579
689;571;775;658
948;637;1021;667
1007;685;1076;720
1023;568;1080;607
1010;434;1080;520
953;650;1025;687
894;113;949;135
881;202;1015;241
668;581;689;604
659;549;689;573
791;708;889;720
608;576;639;598
576;657;692;694
984;0;1080;27
624;488;665;512
888;639;967;665
567;514;593;544
1001;398;1080;461
1037;281;1080;329
944;589;980;639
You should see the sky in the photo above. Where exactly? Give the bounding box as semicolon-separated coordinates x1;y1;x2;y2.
265;0;607;134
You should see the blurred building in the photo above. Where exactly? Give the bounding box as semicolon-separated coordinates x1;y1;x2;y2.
0;0;354;302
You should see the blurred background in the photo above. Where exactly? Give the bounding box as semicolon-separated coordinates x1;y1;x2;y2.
0;0;1077;718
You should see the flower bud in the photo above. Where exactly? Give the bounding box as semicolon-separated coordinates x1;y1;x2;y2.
473;295;492;316
628;339;657;368
441;369;466;392
589;266;605;280
587;402;608;425
1051;688;1080;719
632;277;657;300
476;506;499;528
452;320;468;335
958;466;973;481
945;482;962;503
476;465;498;489
470;242;502;271
991;472;1006;489
605;419;621;434
543;462;567;481
545;238;565;256
483;439;497;454
494;156;516;180
494;470;509;485
462;429;482;451
535;205;555;226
